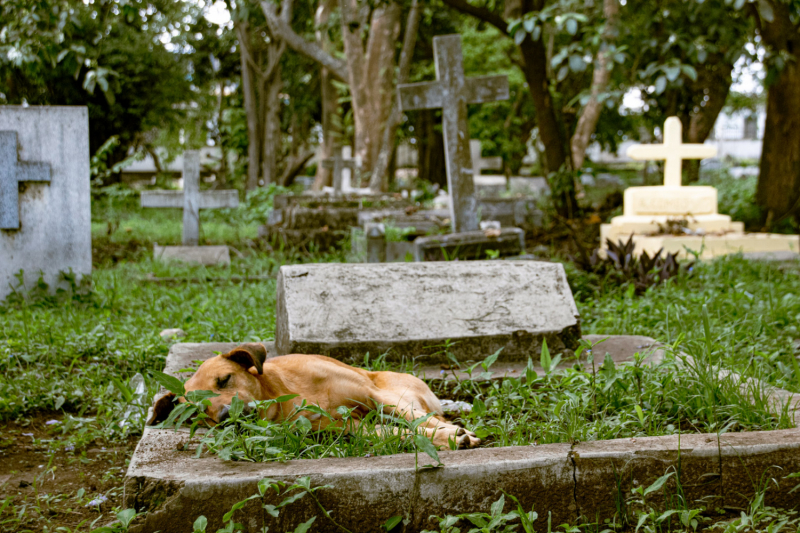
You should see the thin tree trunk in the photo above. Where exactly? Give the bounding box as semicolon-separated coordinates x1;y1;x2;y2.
237;22;261;191
370;0;421;191
313;0;338;190
755;0;800;228
262;64;282;186
570;0;618;170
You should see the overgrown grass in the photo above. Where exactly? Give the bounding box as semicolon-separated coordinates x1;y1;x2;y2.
3;195;800;531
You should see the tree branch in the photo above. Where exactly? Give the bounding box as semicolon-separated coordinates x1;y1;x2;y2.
260;0;349;83
440;0;508;35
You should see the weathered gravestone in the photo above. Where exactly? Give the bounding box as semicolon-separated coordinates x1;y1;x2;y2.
276;261;580;362
398;34;509;233
322;148;359;195
0;106;91;301
141;150;238;265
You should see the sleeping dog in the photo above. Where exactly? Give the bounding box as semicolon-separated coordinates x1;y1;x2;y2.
148;343;480;449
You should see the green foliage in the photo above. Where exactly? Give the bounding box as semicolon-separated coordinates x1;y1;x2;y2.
575;236;691;295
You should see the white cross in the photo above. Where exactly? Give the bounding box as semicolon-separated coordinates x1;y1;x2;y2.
626;117;717;188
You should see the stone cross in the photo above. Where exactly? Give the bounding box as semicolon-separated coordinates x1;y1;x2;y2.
398;34;509;233
470;139;502;177
627;117;717;187
140;150;238;245
322;148;359;194
0;131;51;229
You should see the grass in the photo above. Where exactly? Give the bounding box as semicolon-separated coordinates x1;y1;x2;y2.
2;183;800;531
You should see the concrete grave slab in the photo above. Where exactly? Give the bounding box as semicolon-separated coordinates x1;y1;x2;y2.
275;261;580;363
154;245;231;266
126;337;800;533
413;228;526;261
0;106;91;301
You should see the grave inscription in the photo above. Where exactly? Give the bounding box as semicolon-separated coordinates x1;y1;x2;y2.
0;131;52;229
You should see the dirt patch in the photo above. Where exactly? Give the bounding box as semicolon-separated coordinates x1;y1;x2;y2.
0;414;138;533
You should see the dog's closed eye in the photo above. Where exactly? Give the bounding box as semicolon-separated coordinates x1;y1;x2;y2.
216;374;232;389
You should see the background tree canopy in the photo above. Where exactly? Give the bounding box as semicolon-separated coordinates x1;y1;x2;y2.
1;0;798;228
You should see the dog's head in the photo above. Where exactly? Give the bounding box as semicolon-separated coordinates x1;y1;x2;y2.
147;343;268;426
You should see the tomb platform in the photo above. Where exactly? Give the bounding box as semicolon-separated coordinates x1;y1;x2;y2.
125;337;800;532
600;117;800;259
413;228;526;261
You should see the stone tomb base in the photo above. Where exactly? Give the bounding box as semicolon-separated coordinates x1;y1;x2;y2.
413;228;526;261
599;229;800;260
125;338;800;533
154;245;231;266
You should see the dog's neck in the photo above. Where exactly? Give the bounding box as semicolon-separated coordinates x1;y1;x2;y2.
253;364;293;419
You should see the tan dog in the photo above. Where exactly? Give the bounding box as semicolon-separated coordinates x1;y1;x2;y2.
148;343;480;449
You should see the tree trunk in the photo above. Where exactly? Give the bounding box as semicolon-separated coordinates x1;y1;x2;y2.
313;0;339;191
571;0;619;170
262;64;282;186
683;57;733;183
417;110;447;189
263;0;401;181
370;0;421;191
757;61;800;225
237;22;261;191
755;1;800;227
340;0;400;178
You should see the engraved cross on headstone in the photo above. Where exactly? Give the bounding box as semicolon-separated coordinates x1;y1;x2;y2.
398;34;509;233
322;149;359;195
0;131;52;230
626;117;717;187
140;150;239;245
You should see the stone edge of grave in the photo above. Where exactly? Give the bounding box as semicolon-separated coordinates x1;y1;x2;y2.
153;245;231;266
125;336;800;532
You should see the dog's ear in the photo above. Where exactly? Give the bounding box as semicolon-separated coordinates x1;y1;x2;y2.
147;391;176;426
222;343;267;374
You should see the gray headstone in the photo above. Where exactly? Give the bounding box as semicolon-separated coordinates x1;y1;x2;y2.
0;106;91;301
140;150;238;245
322;149;359;194
398;35;509;233
276;261;581;362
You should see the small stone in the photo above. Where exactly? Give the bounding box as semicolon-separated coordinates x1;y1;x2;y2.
160;328;186;341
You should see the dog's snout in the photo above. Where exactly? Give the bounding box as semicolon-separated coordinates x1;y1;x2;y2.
217;404;230;422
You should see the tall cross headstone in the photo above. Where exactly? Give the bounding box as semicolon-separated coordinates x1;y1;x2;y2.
398;34;509;233
140;150;238;245
627;117;717;187
0;131;51;229
322;148;359;195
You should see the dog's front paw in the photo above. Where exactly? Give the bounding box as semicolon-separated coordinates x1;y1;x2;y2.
454;427;481;449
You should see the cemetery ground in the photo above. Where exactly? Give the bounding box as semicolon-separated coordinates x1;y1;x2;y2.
3;172;800;532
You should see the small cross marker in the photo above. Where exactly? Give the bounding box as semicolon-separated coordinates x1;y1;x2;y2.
626;117;717;187
398;35;509;233
0;131;52;230
322;150;359;194
140;150;238;245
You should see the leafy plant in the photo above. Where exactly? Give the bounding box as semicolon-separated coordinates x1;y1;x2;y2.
575;236;691;294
